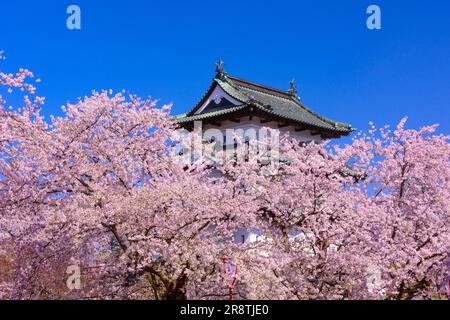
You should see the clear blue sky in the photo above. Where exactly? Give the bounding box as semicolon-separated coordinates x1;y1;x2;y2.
1;0;449;143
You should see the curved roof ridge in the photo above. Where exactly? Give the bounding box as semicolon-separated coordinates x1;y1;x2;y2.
224;75;351;130
176;105;247;123
232;82;295;102
214;78;249;104
290;98;351;129
185;79;218;116
227;75;292;98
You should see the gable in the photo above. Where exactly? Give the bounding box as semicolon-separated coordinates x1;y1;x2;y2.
194;85;242;115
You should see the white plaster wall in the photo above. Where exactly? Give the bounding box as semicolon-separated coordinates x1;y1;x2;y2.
202;116;322;144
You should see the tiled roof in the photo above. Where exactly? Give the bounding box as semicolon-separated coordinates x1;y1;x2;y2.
176;69;354;136
175;105;246;123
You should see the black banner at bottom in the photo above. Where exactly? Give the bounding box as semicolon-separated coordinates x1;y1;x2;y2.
0;300;447;319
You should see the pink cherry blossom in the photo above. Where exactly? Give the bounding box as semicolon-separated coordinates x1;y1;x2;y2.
0;51;449;300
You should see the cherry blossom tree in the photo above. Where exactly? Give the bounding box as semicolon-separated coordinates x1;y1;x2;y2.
0;51;448;300
340;120;450;299
232;121;450;299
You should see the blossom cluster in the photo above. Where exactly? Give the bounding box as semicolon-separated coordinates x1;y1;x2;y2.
0;51;449;300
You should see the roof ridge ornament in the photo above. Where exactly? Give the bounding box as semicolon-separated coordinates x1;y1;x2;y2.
215;58;227;80
289;79;298;98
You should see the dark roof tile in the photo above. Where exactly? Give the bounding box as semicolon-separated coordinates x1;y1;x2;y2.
176;71;353;136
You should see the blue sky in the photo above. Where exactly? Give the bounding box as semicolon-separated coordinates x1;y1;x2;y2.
1;0;449;143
